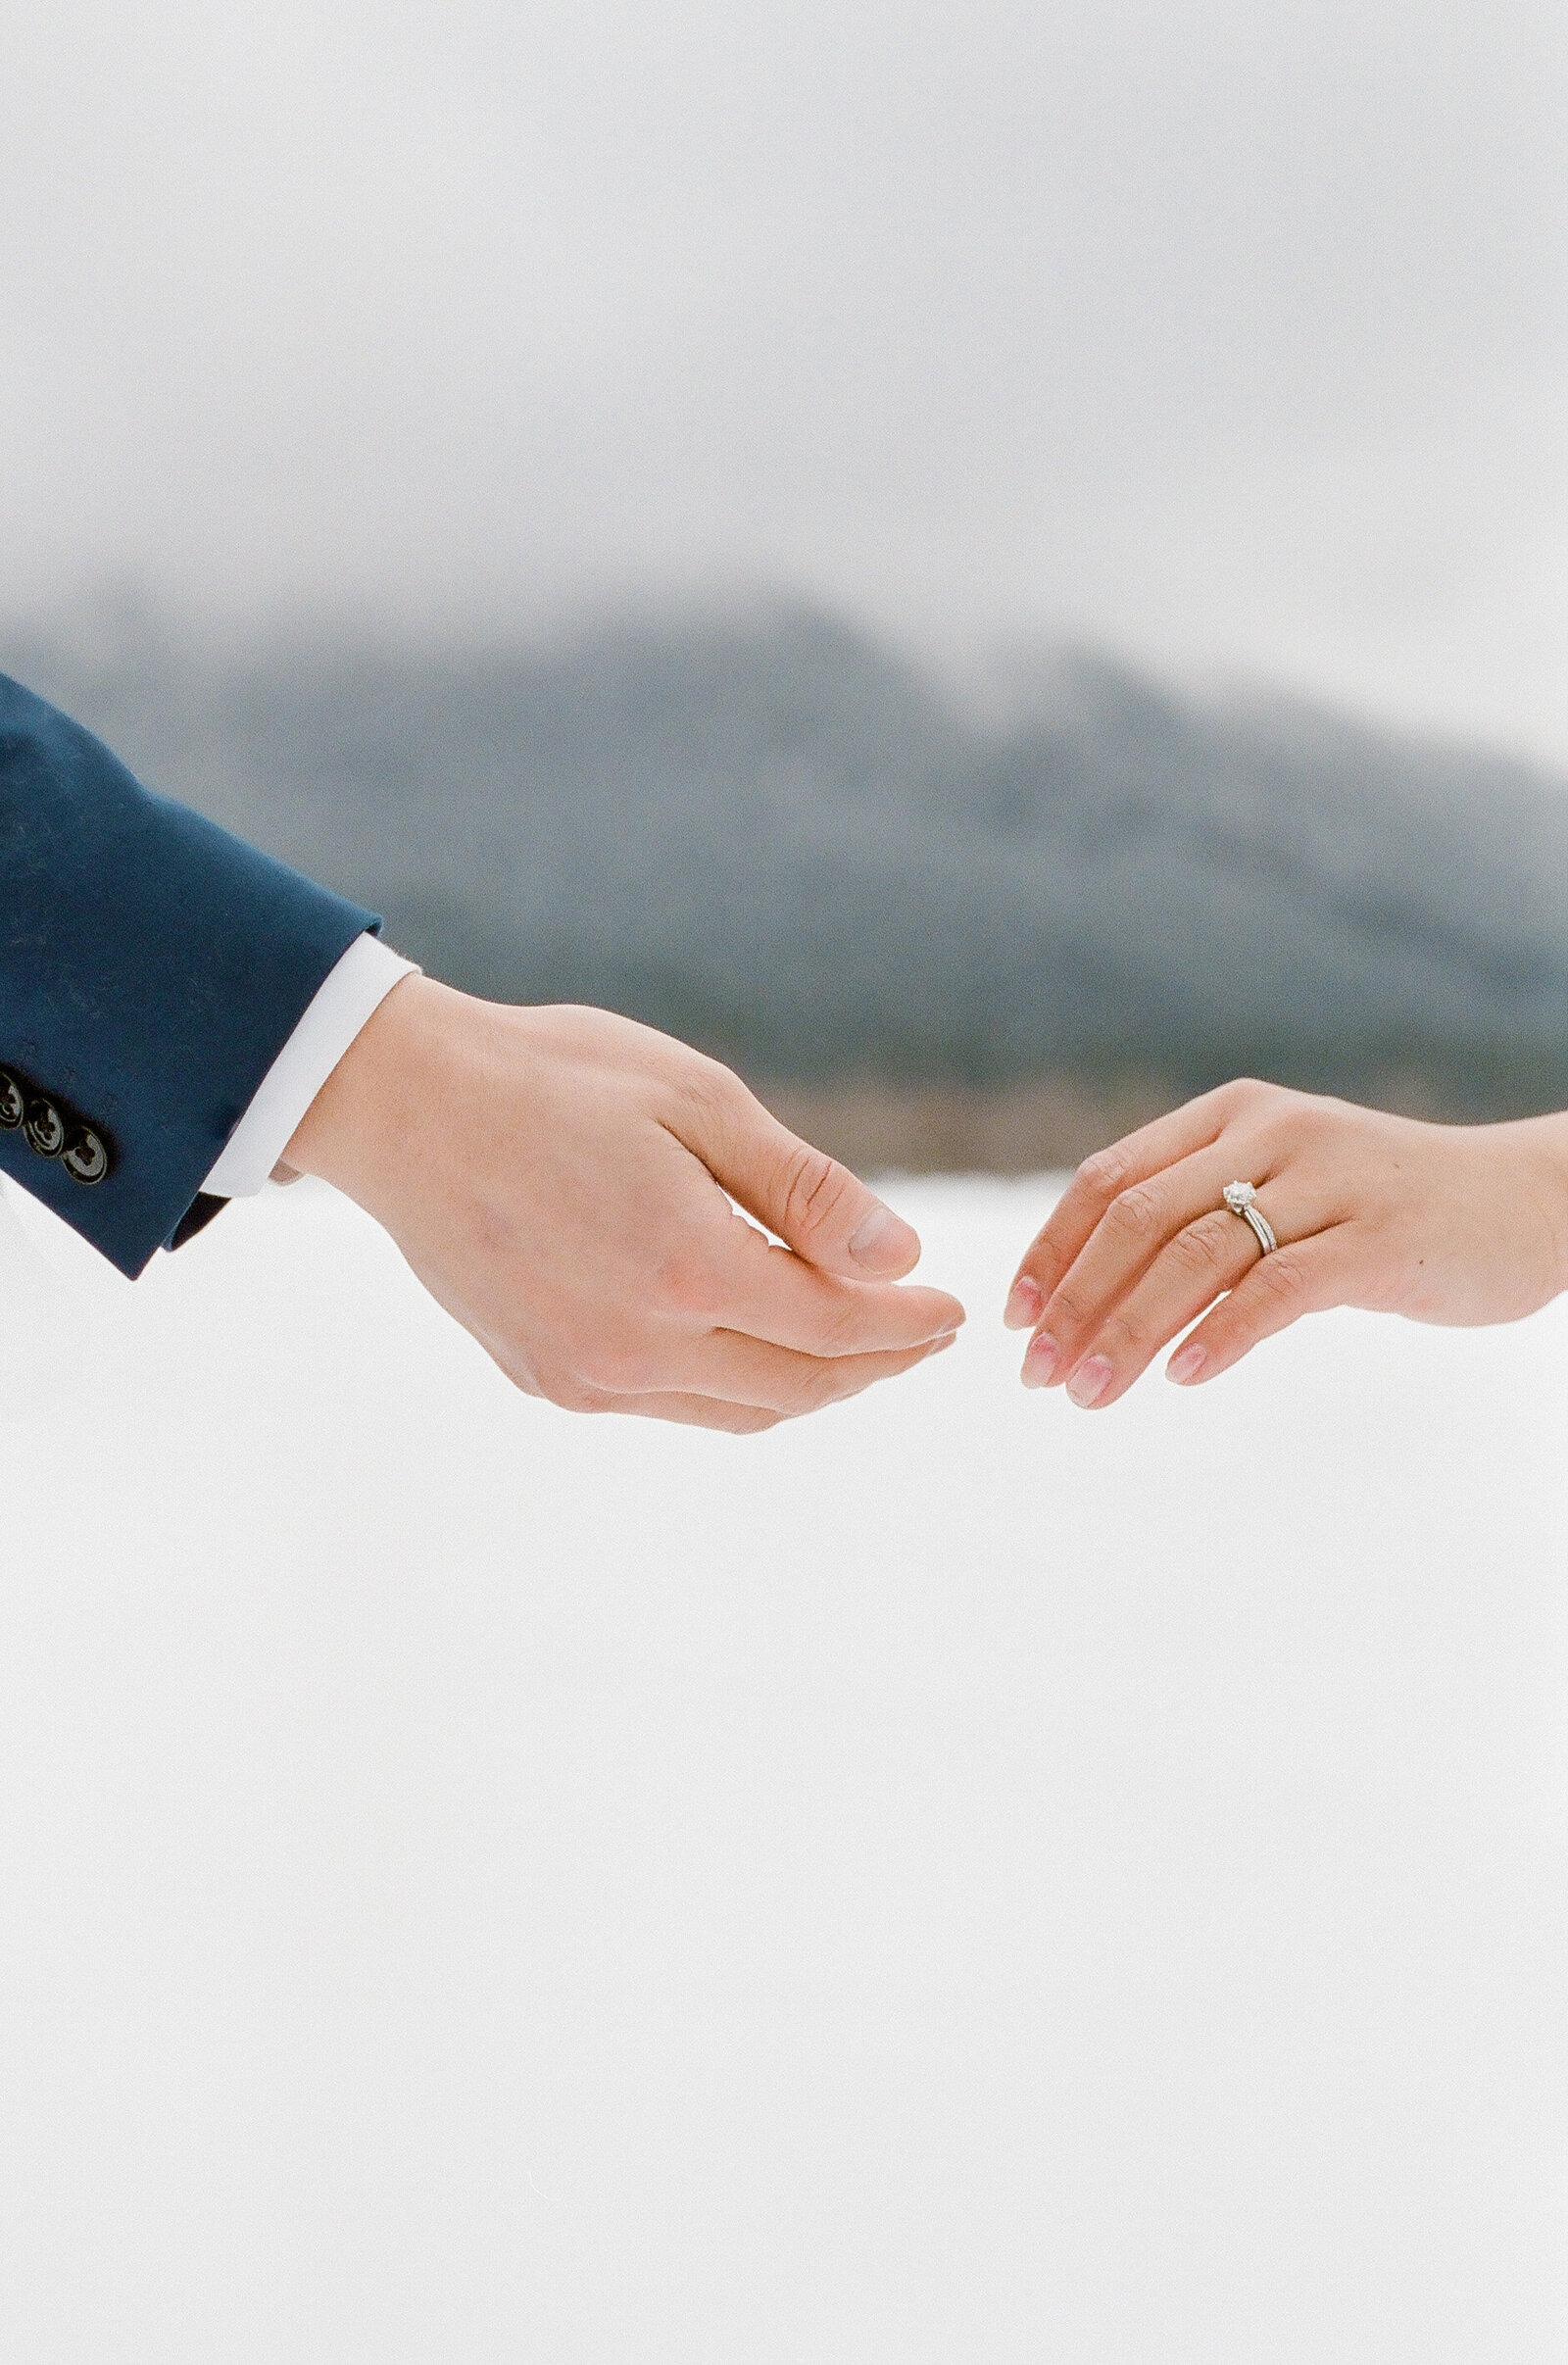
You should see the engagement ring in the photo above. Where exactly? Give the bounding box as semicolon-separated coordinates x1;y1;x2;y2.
1222;1180;1278;1256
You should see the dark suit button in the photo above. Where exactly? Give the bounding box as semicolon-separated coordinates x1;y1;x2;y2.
24;1097;67;1158
62;1125;110;1185
0;1069;23;1129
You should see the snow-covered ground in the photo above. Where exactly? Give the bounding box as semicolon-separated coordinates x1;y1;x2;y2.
2;1174;1566;2362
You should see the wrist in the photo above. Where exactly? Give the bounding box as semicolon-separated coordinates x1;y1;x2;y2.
284;971;451;1215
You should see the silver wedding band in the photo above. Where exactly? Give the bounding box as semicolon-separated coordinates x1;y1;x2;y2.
1222;1180;1277;1256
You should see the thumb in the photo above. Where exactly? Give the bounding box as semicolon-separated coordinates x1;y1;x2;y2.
692;1083;924;1279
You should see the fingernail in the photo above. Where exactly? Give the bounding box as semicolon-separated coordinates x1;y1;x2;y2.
1066;1355;1112;1408
1004;1276;1043;1329
849;1204;915;1269
1021;1332;1058;1388
1167;1342;1206;1386
926;1331;958;1355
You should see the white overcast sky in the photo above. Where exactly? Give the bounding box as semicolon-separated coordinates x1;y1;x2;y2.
3;0;1565;759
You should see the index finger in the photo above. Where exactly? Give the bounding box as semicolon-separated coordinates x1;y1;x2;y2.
1003;1085;1239;1326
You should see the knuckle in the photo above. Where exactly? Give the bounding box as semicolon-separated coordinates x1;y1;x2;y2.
1049;1282;1092;1335
544;1375;608;1415
1096;1316;1144;1366
1103;1180;1162;1245
780;1141;856;1239
814;1291;868;1353
1226;1075;1304;1130
794;1359;854;1414
1254;1247;1308;1309
1290;1098;1340;1149
1166;1214;1232;1280
656;1250;726;1320
681;1052;749;1122
1076;1145;1131;1203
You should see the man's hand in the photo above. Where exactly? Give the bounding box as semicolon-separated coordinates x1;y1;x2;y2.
285;980;965;1431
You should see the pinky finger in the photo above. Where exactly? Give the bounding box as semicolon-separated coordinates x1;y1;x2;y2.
1164;1226;1354;1386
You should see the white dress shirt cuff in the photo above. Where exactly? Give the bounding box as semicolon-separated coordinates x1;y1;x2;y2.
203;933;419;1199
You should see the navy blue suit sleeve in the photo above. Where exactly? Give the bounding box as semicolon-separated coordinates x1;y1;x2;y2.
0;672;379;1278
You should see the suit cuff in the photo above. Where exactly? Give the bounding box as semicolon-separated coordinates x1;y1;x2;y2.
202;934;418;1198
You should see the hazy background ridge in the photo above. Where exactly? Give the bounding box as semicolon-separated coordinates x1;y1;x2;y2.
11;600;1568;1162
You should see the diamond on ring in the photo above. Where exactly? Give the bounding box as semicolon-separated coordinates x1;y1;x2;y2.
1222;1180;1277;1256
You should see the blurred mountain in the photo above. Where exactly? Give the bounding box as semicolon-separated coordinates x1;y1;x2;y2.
10;602;1568;1132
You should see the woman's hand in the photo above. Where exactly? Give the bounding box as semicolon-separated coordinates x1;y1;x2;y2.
1004;1081;1568;1407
